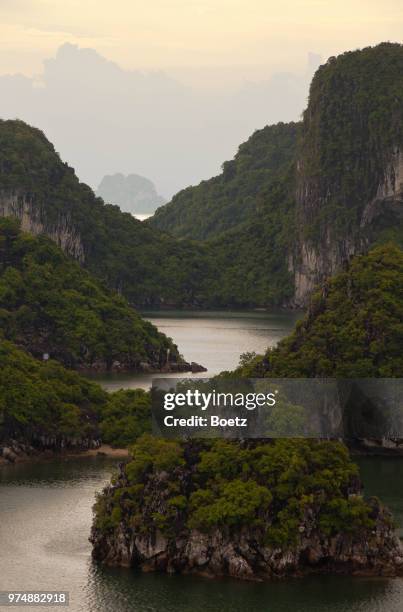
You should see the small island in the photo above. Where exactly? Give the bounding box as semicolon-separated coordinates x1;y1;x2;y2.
91;436;403;579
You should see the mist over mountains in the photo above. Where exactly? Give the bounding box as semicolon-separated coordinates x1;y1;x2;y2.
0;43;319;198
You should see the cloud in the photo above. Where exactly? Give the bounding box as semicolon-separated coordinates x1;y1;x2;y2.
0;43;317;198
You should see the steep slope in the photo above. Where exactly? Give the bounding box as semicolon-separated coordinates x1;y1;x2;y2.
0;338;154;455
3;43;403;310
150;122;298;240
240;244;403;378
151;43;403;307
0;119;297;307
151;121;299;305
0;119;210;307
292;43;403;304
0;218;186;371
204;165;296;305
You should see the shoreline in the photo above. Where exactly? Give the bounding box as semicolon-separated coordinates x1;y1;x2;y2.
0;444;130;468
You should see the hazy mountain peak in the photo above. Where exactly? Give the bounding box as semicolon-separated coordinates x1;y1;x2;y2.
97;173;166;215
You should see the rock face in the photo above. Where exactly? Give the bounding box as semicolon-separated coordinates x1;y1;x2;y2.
0;437;101;464
92;512;403;579
90;441;403;580
291;149;403;306
0;190;85;262
291;43;403;306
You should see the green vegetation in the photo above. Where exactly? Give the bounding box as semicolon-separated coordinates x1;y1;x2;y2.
203;171;296;305
151;122;298;240
0;118;212;307
0;218;182;370
151;44;403;306
298;42;403;244
2;45;403;309
150;123;299;306
94;436;374;546
0;335;154;447
99;389;151;448
0;119;297;307
0;338;106;443
240;244;403;378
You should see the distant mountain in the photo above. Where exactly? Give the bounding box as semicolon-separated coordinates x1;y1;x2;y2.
0;119;210;308
97;173;166;216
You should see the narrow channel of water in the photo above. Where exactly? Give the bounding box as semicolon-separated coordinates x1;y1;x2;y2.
88;309;301;391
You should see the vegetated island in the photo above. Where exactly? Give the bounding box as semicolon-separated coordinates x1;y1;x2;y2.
0;217;205;374
0;336;155;463
91;436;403;579
90;243;403;580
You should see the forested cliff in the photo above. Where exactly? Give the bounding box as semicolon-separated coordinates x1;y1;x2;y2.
0;119;211;307
151;43;403;306
292;42;403;303
1;43;402;308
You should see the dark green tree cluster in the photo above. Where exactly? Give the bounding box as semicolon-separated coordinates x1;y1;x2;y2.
240;244;403;378
0;218;181;370
150;122;298;240
99;389;151;448
0;338;106;443
298;42;403;244
94;435;375;545
0;336;153;448
204;172;296;305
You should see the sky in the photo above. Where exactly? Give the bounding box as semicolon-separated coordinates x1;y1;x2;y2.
0;1;402;197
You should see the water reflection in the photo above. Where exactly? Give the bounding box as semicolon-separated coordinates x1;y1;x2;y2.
87;310;301;391
84;564;396;612
1;456;403;612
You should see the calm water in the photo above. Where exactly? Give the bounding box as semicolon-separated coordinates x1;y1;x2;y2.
1;456;403;612
89;310;301;390
1;311;403;611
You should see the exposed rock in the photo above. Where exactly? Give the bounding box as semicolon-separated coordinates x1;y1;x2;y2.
90;449;403;580
159;360;207;374
1;447;17;463
190;362;207;373
0;189;85;261
91;499;403;580
290;45;403;306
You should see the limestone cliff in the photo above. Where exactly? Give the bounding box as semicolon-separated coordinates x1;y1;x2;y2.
291;43;403;305
0;189;85;261
0;119;212;308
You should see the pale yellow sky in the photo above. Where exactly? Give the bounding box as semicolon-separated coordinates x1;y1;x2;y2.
1;0;402;196
0;0;402;77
